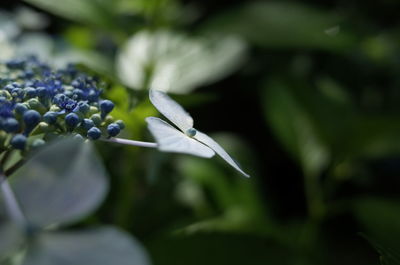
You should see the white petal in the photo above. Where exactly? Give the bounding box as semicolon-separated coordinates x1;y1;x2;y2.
149;89;193;132
146;117;215;158
194;131;250;177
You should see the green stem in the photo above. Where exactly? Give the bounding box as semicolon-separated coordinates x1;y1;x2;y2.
304;173;325;222
5;159;25;177
298;172;325;259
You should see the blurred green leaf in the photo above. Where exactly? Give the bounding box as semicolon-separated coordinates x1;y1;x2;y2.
22;227;151;265
203;1;355;51
148;233;291;265
263;78;400;176
364;236;400;265
263;79;330;177
175;134;268;234
117;30;246;93
24;0;115;28
10;138;108;228
354;197;400;247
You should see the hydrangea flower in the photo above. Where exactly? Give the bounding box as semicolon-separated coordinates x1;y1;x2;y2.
0;56;125;153
0;56;248;178
146;89;250;177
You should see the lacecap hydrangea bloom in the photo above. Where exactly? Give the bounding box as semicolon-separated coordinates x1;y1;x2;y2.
0;56;248;177
0;56;125;152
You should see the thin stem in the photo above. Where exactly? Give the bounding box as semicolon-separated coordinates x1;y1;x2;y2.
0;150;11;167
5;159;25;177
101;137;158;148
304;173;325;221
0;174;27;228
298;172;325;261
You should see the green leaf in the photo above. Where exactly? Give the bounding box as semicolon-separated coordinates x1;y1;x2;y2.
117;30;246;93
175;134;269;235
263;78;400;175
148;233;291;265
364;236;400;265
263;79;330;177
353;197;400;247
203;1;355;51
10;138;108;228
22;227;151;265
23;0;115;28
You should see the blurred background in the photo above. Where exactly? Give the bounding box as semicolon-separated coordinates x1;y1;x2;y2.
2;0;400;264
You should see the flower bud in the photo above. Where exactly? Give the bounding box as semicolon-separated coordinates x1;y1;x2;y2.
107;123;120;137
88;106;99;116
81;118;95;130
3;118;20;133
65;113;80;129
87;127;101;140
90;114;102;127
23;110;41;133
99;100;114;118
115;120;125;130
30;138;45;149
11;134;27;150
27;98;45;112
14;103;28;115
43;112;57;124
38;122;51;132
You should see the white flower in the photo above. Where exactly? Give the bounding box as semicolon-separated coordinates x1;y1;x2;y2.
146;89;250;177
117;30;246;94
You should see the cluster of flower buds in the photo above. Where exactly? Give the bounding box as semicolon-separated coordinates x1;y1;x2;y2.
0;56;124;151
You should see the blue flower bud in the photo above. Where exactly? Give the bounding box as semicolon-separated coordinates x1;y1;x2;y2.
107;123;120;137
76;102;90;114
65;113;80;129
4;84;14;92
37;87;48;98
14;103;28;115
11;88;22;97
71;80;82;88
3;118;20;133
87;127;101;140
88;90;99;102
24;87;37;98
81;118;94;130
72;89;84;100
43;112;57;124
99;100;114;118
23;69;34;79
12;82;21;88
6;59;25;69
23;110;41;128
11;134;27;150
64;90;73;97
